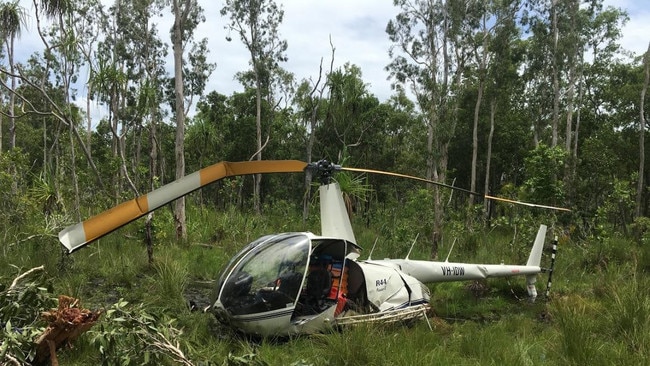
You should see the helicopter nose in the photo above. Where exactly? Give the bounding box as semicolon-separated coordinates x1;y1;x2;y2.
211;301;230;322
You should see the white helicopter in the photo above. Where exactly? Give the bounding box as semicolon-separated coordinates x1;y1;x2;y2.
58;159;567;337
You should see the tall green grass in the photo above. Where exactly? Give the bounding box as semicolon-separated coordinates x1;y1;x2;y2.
3;200;650;365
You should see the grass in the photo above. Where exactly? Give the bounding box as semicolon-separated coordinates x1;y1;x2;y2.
2;202;650;365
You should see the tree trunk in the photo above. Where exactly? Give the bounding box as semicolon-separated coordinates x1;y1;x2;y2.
470;77;484;207
144;11;158;264
0;105;3;154
7;36;18;196
145;117;158;265
86;84;92;160
637;42;650;218
551;0;560;147
8;36;16;150
254;71;262;214
484;98;496;224
470;21;490;208
69;116;81;221
172;0;189;241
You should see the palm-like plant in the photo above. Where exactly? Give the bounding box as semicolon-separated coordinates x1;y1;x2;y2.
0;0;69;152
334;170;372;219
0;1;24;39
0;0;26;151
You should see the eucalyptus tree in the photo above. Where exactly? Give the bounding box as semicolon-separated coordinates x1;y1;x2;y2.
166;0;213;240
0;0;102;218
520;0;555;146
221;0;288;214
567;2;627;208
34;0;120;220
465;1;486;208
101;0;167;264
73;0;107;159
479;0;522;219
141;9;169;263
387;0;472;258
520;0;629;209
0;0;80;152
92;1;165;198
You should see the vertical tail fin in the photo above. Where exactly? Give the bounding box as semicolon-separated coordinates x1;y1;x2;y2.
526;224;547;267
525;224;547;302
320;183;357;244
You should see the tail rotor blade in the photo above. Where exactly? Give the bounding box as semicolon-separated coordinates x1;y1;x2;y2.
59;160;307;252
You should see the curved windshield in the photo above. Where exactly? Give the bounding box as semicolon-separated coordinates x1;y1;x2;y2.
213;234;275;302
219;234;310;315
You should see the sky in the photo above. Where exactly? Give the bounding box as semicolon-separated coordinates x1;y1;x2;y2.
197;0;398;102
12;0;650;122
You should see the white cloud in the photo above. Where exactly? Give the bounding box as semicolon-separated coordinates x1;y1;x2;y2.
201;0;397;101
618;13;650;57
603;0;650;56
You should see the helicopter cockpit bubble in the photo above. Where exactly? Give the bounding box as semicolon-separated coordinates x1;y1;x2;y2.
217;233;310;316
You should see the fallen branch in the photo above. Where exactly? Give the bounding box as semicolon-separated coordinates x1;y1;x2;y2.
9;266;45;290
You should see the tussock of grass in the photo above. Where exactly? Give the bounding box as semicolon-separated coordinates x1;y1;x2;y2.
146;249;190;312
603;273;650;354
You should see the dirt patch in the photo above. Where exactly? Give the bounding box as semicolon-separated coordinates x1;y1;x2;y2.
184;280;216;311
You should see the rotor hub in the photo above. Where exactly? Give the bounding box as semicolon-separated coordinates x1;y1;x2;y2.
306;160;341;185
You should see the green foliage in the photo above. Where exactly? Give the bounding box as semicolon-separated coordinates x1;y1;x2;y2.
630;216;650;245
1;267;54;365
595;177;637;235
89;299;194;366
222;349;269;366
583;235;637;271
0;149;35;227
522;144;566;206
551;268;650;366
2;1;650;365
368;188;434;258
4;206;650;365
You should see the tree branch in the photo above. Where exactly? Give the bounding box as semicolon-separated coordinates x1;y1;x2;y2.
9;266;45;290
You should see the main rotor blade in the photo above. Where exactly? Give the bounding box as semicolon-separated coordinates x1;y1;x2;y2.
341;167;481;196
484;195;571;212
341;166;571;212
59;160;307;252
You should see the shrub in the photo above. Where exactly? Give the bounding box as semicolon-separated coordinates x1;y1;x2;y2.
1;266;54;365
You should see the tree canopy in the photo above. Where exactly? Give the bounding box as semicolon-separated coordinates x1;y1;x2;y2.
0;0;648;256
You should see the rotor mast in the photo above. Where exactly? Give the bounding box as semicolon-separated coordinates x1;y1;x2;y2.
306;160;357;244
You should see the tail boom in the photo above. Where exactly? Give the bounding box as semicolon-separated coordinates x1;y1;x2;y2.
371;224;548;300
377;260;542;284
